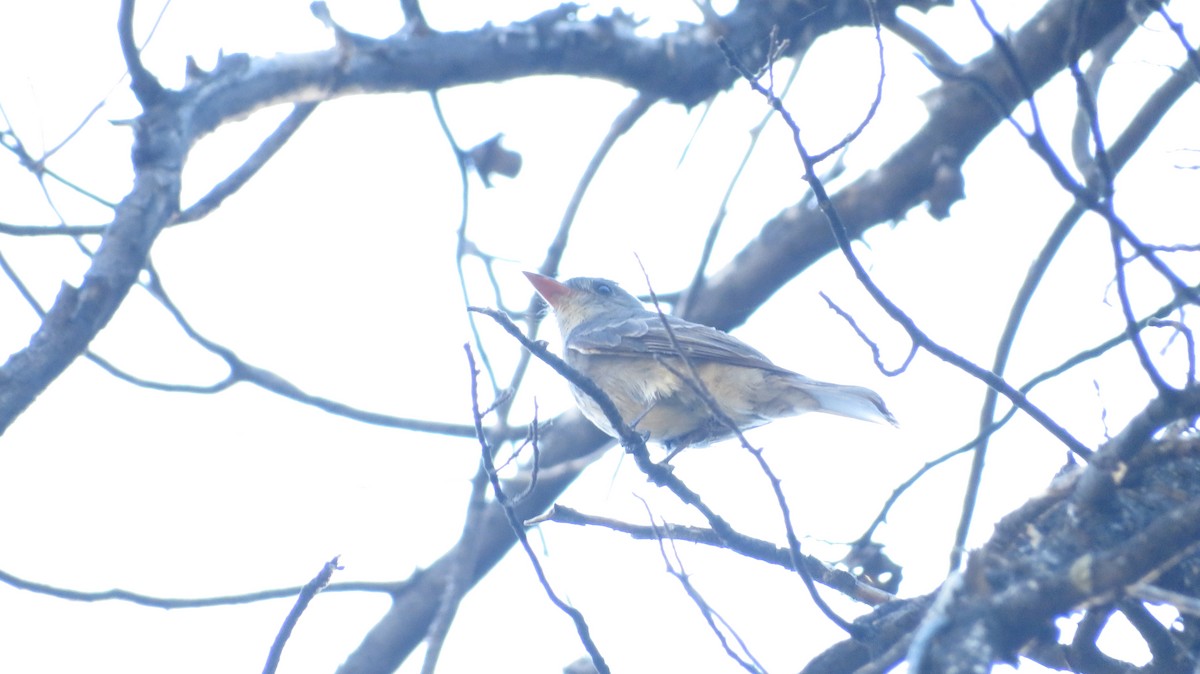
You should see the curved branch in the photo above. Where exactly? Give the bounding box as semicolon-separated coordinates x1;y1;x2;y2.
117;0;164;105
177;1;897;149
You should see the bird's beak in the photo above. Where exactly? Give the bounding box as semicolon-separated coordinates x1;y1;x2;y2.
524;271;572;309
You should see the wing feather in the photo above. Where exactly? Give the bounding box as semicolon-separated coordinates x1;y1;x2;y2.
567;314;793;374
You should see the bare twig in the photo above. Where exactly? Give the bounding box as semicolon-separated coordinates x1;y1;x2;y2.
635;263;861;637
0;222;108;236
1110;228;1173;392
44;0;174;162
0;251;44;318
117;0;164;105
1066;607;1119;673
961;2;1199;312
511;405;542;504
541;93;657;278
639;500;766;674
136;263;488;436
1149;319;1197;385
496;91;661;412
680;60;802;318
958;57;1199;568
432;91;505;403
820;292;916;377
6;246;481;433
0;564;402;609
262;556;341;674
533;504;894;606
859;284;1200;547
0;117;117;211
1063;44;1172;394
811;0;885;162
465;344;610;674
176;102;319;224
1073;386;1200;510
717;38;1094;462
1156;6;1200;79
1069;18;1136;184
1130;583;1200;617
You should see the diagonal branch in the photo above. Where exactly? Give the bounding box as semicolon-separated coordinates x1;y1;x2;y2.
686;0;1148;330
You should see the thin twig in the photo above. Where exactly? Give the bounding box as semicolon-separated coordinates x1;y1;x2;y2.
0;564;402;608
680;60;803;318
533;504;893;606
433;92;504;403
464;345;610;674
504;94;660;428
637;263;860;637
121;262;488;436
1155;6;1200;80
717;38;1094;461
858;284;1200;546
0;222;107;236
542;93;657;276
811;0;885;163
638;499;766;674
0;250;45;317
955;55;1199;568
511;404;542;504
43;0;174;162
1148;319;1196;385
262;556;341;674
176;102;318;224
962;2;1199;311
1064;47;1171;394
820;292;916;376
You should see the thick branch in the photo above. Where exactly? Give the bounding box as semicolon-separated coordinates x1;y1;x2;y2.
0;106;183;433
177;2;929;143
688;0;1145;328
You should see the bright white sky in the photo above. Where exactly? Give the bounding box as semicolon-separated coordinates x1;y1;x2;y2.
0;1;1196;673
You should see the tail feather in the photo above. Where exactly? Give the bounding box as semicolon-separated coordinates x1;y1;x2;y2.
798;381;898;427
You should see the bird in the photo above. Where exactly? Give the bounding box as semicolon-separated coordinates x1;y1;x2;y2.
525;272;896;453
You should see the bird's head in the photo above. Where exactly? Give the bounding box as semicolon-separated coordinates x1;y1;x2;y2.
524;272;645;335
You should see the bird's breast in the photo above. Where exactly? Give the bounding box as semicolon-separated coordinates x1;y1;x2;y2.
565;351;674;414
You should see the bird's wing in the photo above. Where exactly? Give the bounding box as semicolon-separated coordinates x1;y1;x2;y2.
567;313;792;374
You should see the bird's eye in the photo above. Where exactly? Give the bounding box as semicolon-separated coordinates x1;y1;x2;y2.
594;283;614;297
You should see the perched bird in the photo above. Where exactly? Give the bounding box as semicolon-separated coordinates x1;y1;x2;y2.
525;272;896;452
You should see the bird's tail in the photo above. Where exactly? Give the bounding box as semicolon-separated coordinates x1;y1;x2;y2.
782;376;898;427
